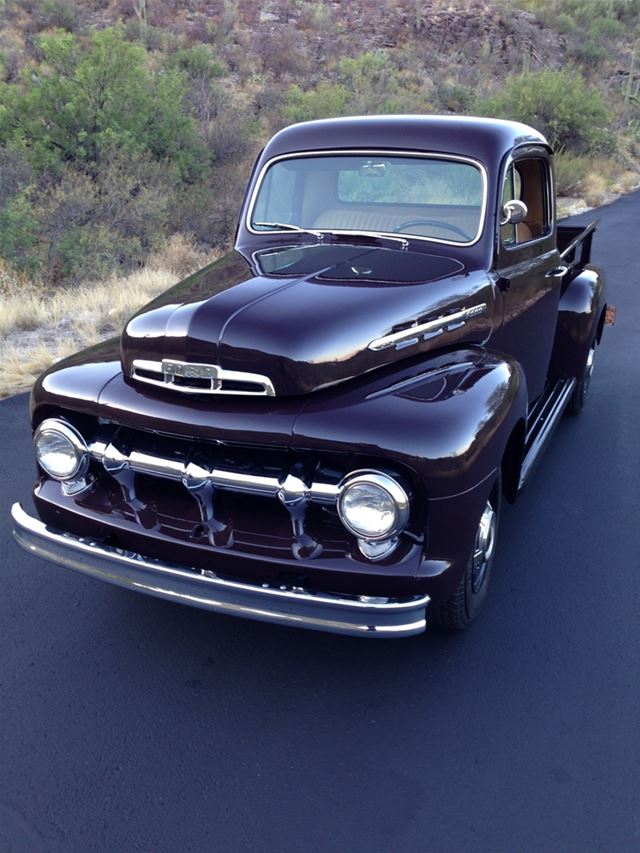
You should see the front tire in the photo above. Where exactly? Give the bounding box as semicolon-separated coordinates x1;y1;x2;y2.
432;473;501;630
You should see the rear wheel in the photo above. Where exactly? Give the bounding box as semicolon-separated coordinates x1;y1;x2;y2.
568;342;596;415
431;473;501;630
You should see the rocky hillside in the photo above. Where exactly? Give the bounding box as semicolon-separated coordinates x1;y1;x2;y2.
0;0;638;287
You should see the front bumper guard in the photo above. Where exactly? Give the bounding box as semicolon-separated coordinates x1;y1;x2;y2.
11;503;429;638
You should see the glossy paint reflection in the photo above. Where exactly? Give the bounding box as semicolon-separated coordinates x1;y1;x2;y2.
119;242;496;397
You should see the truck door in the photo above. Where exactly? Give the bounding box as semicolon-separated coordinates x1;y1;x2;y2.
495;154;561;403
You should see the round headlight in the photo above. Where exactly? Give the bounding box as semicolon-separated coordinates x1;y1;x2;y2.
337;471;409;541
34;419;88;481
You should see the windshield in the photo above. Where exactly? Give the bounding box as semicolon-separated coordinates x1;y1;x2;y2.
249;153;486;246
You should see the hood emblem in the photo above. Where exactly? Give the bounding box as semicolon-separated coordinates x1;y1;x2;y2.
130;358;275;396
369;303;487;352
162;359;221;388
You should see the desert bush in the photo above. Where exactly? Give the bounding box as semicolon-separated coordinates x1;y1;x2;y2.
253;25;312;78
168;44;225;81
284;51;430;123
285;81;352;123
338;53;397;113
476;70;612;154
517;0;640;30
0;146;32;207
435;81;475;113
0;147;184;283
0;190;41;275
554;153;626;204
515;0;638;68
0;49;23;83
0;26;206;177
0;25;216;283
38;0;77;31
553;152;592;195
147;234;216;278
16;0;79;34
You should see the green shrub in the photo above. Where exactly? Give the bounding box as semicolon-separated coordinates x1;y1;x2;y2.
285;82;352;123
0;26;207;179
0;190;41;275
553;152;591;195
436;81;475;113
284;51;431;124
169;44;224;81
476;70;612;154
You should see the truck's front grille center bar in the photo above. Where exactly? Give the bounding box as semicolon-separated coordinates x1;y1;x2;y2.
88;440;339;506
131;358;276;397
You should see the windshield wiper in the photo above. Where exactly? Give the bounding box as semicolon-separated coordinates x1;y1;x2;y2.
253;222;409;251
253;221;324;240
318;229;409;251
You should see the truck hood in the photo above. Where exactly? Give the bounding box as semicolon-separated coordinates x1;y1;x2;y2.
122;243;494;397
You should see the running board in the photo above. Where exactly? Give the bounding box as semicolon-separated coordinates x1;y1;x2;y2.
518;378;576;492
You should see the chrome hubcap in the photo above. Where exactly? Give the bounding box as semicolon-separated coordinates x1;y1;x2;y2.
472;501;496;593
584;347;595;396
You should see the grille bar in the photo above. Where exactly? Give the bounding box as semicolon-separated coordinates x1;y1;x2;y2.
89;440;339;506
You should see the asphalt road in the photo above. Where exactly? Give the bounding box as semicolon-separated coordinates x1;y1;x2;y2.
1;192;639;853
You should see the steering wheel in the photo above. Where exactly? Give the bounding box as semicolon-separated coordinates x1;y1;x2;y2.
393;219;471;241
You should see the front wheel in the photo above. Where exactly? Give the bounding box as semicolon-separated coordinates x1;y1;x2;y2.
431;474;501;630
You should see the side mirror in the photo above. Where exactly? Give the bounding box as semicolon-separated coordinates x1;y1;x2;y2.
500;199;528;226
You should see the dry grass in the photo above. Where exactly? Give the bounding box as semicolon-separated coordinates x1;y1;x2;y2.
579;172;609;207
0;235;217;399
610;170;640;194
0;341;81;400
555;154;640;210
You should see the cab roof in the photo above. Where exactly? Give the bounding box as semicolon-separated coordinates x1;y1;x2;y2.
260;115;550;167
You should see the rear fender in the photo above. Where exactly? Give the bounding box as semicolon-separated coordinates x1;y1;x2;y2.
549;266;605;380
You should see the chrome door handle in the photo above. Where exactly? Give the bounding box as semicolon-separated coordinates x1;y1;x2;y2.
545;265;569;279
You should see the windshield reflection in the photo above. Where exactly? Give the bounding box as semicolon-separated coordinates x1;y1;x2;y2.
249;152;486;246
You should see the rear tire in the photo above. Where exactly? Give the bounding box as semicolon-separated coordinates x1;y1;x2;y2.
568;342;596;415
431;472;501;630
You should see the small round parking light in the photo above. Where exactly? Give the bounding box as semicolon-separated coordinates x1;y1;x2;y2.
337;471;409;541
34;419;89;481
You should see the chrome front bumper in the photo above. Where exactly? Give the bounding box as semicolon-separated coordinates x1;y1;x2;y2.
11;503;429;638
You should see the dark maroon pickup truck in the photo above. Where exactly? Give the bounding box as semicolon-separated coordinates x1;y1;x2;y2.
12;115;607;637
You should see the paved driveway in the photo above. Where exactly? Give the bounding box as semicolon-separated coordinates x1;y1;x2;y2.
1;192;639;852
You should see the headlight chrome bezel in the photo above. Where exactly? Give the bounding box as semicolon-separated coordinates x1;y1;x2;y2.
34;418;89;481
337;470;410;542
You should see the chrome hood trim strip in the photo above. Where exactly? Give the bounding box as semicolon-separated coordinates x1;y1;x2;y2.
369;303;487;352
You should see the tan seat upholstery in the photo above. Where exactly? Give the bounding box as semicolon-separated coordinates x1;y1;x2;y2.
312;208;481;238
516;222;533;243
313;210;396;232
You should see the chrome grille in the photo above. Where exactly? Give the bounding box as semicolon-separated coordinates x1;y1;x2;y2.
131;358;275;396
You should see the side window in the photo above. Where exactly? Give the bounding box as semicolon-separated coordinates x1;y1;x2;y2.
501;159;549;247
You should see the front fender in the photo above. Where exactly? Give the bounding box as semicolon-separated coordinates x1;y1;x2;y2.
549;265;606;380
293;347;528;500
